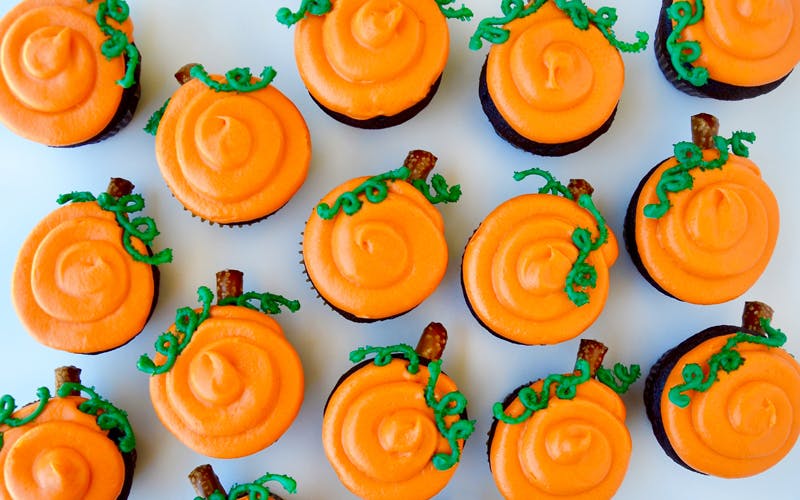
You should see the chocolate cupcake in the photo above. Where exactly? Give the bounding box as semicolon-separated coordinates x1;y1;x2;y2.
188;464;296;500
644;301;800;477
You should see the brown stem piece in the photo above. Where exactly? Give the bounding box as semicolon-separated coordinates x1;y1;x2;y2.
415;322;448;361
175;63;200;85
567;179;594;199
106;178;134;199
55;366;82;395
189;464;227;498
742;301;774;335
577;339;608;378
216;269;244;303
691;113;719;149
404;150;438;182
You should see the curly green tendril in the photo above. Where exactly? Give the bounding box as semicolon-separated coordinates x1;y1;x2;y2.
643;130;756;219
470;0;648;53
57;191;173;266
219;292;301;315
665;0;708;86
596;363;641;394
349;344;421;374
668;318;787;408
276;0;332;27
513;167;573;198
0;387;51;450
197;473;297;500
57;383;136;453
144;98;170;136
87;0;139;88
435;0;474;21
190;65;277;93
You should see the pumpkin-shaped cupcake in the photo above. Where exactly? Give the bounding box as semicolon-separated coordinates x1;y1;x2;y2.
303;150;460;322
655;0;800;100
188;464;296;500
488;340;640;500
0;366;136;499
11;178;172;354
644;301;800;477
469;1;648;156
624;113;779;304
462;169;618;345
276;0;472;128
322;322;475;499
0;0;140;146
147;64;310;225
138;270;303;459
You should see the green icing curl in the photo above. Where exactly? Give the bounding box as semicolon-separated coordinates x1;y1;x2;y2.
665;0;708;86
218;291;301;314
410;174;462;205
276;0;332;27
643;130;756;219
196;473;297;500
424;359;475;470
57;383;136;453
596;363;641;394
87;0;139;88
0;387;51;449
190;65;277;93
668;318;787;408
144;98;170;136
349;344;421;374
514;167;573;199
435;0;474;21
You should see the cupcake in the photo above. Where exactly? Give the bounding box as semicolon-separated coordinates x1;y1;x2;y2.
469;1;648;156
488;339;640;499
0;366;136;499
303;150;460;322
322;322;475;499
644;301;800;477
147;64;311;225
138;270;303;459
655;0;800;100
0;0;140;146
624;113;779;304
276;0;472;128
188;464;296;500
462;169;618;345
11;178;172;354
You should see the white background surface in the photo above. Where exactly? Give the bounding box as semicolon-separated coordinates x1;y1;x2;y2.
0;0;798;498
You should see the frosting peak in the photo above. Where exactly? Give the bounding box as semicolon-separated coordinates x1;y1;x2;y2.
33;447;90;500
353;0;405;48
189;350;244;405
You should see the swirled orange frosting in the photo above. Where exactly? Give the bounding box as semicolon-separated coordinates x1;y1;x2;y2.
490;379;631;500
156;75;310;224
294;0;449;120
486;2;624;144
303;176;447;319
661;332;800;477
149;305;304;458
0;0;133;146
0;396;125;500
674;0;800;86
463;194;618;345
11;201;154;353
634;152;778;304
322;358;463;500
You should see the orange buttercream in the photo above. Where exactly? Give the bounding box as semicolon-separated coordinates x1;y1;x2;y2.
0;397;125;500
11;201;155;353
0;0;133;146
675;0;800;86
322;358;464;500
463;194;618;345
634;152;779;304
149;305;304;458
486;2;624;144
490;379;631;500
303;176;447;320
294;0;449;119
661;333;800;477
156;75;310;224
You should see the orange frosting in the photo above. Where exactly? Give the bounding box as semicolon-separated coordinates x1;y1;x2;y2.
634;152;779;304
0;396;125;500
490;379;631;500
149;305;304;458
155;75;310;224
675;0;800;86
294;0;449;119
322;358;464;499
661;333;800;477
0;0;134;146
303;176;447;319
11;201;154;353
486;2;624;144
463;194;618;345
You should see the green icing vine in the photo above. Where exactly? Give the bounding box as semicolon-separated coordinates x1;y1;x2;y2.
435;0;474;21
276;0;332;27
469;0;648;53
57;191;173;266
665;0;708;87
57;383;136;453
514;167;573;199
349;344;421;374
190;65;277;93
137;286;214;376
668;318;787;408
424;359;475;470
218;291;301;315
596;363;641;394
196;473;297;500
0;387;51;450
410;174;462;205
643;130;756;219
144;98;170;136
87;0;139;88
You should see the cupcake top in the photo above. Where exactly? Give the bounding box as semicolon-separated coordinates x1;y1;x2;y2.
0;0;139;146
